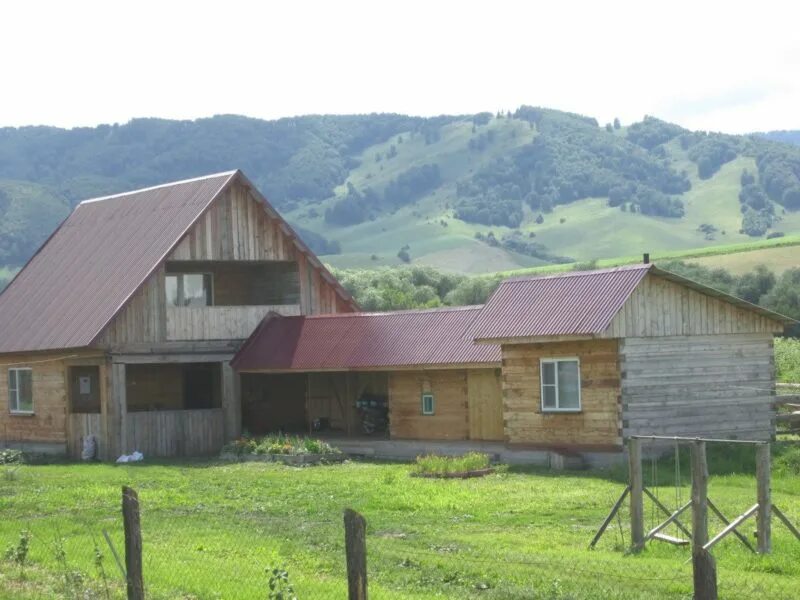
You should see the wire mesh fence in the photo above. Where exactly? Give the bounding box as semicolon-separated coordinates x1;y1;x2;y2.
1;487;799;599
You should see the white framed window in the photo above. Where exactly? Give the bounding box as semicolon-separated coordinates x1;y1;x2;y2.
540;358;581;412
166;273;214;307
421;392;435;415
8;368;33;414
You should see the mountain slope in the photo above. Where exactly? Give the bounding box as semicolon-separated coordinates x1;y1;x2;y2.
1;110;800;274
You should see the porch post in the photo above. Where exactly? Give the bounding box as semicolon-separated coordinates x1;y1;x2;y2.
107;362;127;459
221;361;241;441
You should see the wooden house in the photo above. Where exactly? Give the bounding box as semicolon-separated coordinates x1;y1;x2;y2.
0;169;793;464
0;171;356;459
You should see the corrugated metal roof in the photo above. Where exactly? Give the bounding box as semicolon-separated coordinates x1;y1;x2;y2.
466;264;651;341
0;170;357;353
232;306;501;372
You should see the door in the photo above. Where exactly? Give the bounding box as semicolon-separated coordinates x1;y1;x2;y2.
467;369;504;441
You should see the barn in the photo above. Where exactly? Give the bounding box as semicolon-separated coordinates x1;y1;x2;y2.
234;263;794;465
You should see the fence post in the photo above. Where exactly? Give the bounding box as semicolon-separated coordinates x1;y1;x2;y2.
756;443;771;554
692;547;718;600
628;437;644;551
344;508;367;600
122;486;144;600
691;440;708;548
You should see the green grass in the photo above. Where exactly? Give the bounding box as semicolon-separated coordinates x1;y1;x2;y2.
412;452;491;475
776;338;800;383
1;456;799;599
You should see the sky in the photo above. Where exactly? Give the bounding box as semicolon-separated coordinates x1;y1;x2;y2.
2;0;799;133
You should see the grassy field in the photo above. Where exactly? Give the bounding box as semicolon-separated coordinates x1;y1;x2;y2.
1;452;799;599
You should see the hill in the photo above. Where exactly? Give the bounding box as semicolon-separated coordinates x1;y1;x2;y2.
1;109;800;274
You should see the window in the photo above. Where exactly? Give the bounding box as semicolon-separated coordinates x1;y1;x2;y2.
540;358;581;412
166;273;213;307
421;392;435;415
8;368;33;414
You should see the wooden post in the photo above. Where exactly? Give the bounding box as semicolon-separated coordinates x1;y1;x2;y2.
756;443;772;553
692;547;718;600
108;362;127;459
691;440;709;548
122;486;144;600
344;508;367;600
221;361;242;442
628;437;644;551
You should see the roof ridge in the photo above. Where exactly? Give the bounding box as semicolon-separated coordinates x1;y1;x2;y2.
505;263;651;283
79;170;239;204
303;305;485;319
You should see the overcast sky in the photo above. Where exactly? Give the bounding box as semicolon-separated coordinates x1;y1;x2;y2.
3;0;799;133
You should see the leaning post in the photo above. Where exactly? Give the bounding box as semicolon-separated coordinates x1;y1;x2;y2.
756;443;772;553
122;486;144;600
628;437;644;551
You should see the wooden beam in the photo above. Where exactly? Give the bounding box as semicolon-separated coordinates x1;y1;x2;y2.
643;488;693;539
644;500;692;543
344;509;367;600
691;440;709;549
589;486;629;549
692;547;718;600
702;504;758;552
756;443;771;553
773;505;800;543
221;361;241;442
706;498;756;553
629;438;644;551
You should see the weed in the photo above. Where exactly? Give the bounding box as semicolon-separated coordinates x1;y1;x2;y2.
267;565;297;600
412;452;490;475
4;529;31;577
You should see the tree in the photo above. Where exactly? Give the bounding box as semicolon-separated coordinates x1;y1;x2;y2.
397;245;411;263
733;265;776;304
605;123;613;133
613;117;621;130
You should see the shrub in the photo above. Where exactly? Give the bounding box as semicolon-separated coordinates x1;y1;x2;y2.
775;337;800;383
412;452;491;475
223;434;341;457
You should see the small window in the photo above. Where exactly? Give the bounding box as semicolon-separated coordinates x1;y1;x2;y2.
421;392;435;415
8;368;33;414
166;273;213;307
540;358;581;412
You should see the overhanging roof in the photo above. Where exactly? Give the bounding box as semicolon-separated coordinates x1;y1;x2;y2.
232;306;501;372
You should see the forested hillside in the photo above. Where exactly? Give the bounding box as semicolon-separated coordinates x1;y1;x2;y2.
1;109;800;277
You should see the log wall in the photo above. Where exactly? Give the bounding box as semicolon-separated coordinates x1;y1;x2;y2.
388;370;470;440
620;334;775;440
125;408;224;457
501;340;621;447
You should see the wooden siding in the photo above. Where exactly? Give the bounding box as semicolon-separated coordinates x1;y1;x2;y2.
467;369;504;441
306;372;383;435
603;273;784;338
501;340;621;447
67;413;103;459
389;370;469;440
94;179;352;349
0;353;72;447
620;334;775;440
166;305;301;341
125;409;224;457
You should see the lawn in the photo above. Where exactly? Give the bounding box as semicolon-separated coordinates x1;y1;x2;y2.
1;451;799;599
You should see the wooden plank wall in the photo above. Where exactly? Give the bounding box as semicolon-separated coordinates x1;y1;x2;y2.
467;369;504;441
125;409;224;457
388;370;470;440
96;180;352;348
67;413;103;459
165;305;301;341
620;334;775;440
501;340;621;447
0;352;71;448
603;273;784;338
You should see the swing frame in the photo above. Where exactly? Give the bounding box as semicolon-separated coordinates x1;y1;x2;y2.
590;435;800;555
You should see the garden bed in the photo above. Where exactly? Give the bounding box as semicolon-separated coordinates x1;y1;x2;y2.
409;452;495;479
220;434;344;465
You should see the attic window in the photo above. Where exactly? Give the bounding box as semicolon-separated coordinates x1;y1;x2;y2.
166;273;213;307
540;358;581;412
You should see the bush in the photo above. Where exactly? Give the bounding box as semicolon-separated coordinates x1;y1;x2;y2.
775;337;800;383
222;435;341;457
412;452;491;475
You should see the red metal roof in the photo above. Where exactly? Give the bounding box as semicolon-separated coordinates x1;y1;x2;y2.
466;264;651;341
232;306;501;371
0;170;356;353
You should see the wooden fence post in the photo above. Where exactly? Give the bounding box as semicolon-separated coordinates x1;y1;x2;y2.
344;508;367;600
122;486;144;600
628;437;644;551
691;440;708;549
692;547;718;600
756;443;772;554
